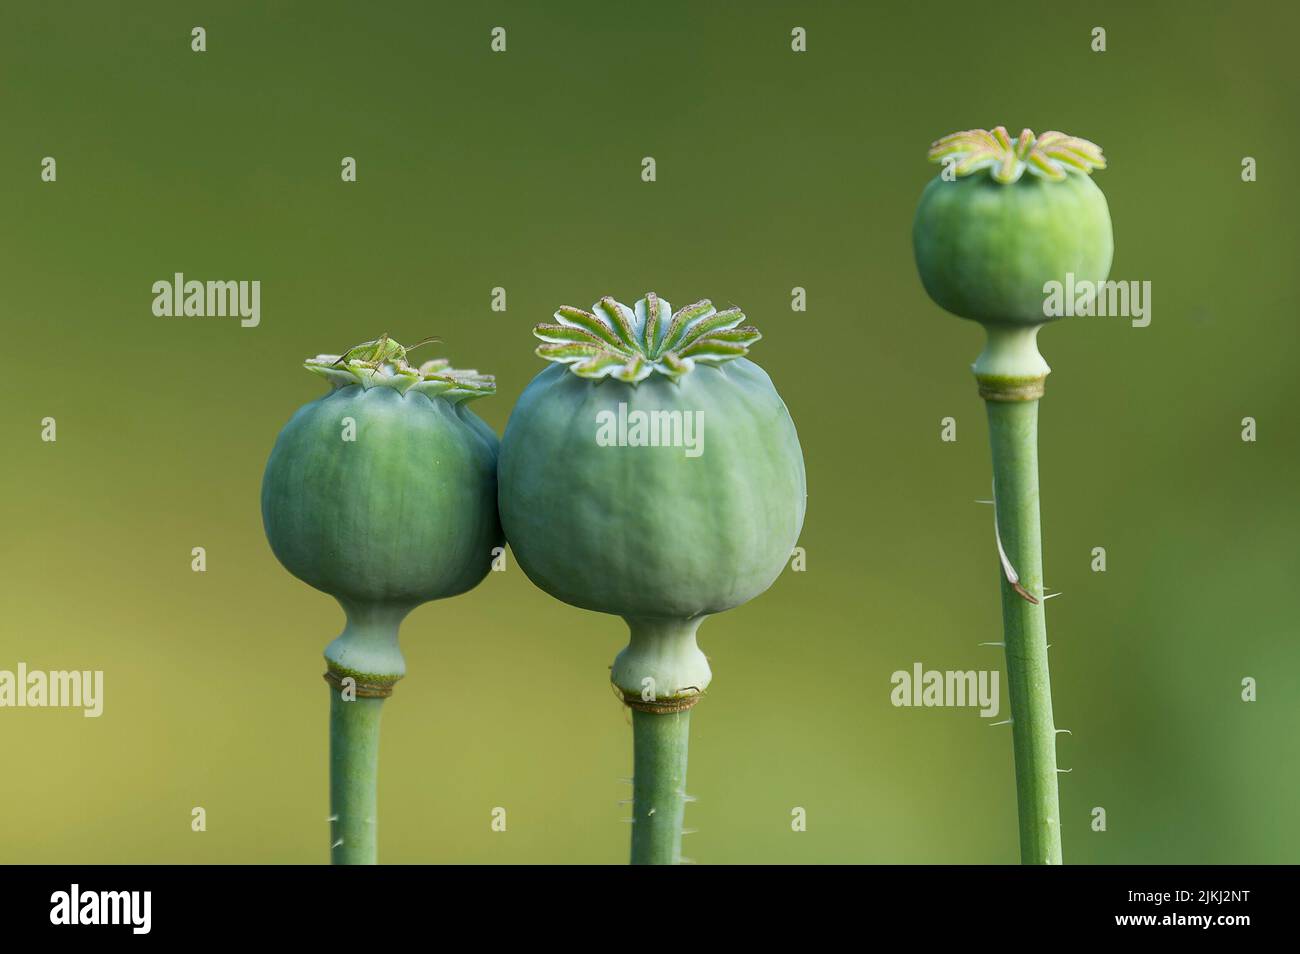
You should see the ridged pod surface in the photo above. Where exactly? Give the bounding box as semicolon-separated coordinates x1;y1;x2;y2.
500;359;804;619
264;388;499;608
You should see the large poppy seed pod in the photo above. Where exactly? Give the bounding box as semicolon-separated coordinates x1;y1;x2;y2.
498;293;806;865
260;335;500;864
498;294;806;704
913;127;1113;393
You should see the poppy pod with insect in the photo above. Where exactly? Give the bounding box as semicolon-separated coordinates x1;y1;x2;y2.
913;128;1114;864
261;335;501;864
498;293;806;864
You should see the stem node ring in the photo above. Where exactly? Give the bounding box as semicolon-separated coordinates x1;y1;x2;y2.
621;692;702;714
323;669;398;699
976;377;1046;402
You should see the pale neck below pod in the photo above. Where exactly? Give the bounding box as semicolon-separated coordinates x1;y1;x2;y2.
261;335;501;864
497;294;806;864
912;126;1113;397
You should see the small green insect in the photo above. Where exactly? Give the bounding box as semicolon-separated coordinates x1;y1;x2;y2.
332;334;441;369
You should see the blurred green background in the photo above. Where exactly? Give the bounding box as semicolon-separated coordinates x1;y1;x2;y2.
2;0;1297;864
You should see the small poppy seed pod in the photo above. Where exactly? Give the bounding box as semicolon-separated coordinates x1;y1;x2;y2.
261;336;501;863
912;129;1115;864
263;340;501;685
913;127;1114;395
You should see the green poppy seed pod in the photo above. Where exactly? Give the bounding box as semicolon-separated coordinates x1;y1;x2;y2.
913;127;1113;395
912;130;1114;863
498;294;807;707
261;337;502;692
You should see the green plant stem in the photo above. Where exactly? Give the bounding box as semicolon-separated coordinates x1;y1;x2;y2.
329;689;385;865
985;397;1063;865
630;708;692;865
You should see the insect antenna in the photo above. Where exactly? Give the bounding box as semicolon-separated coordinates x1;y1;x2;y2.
405;336;442;355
